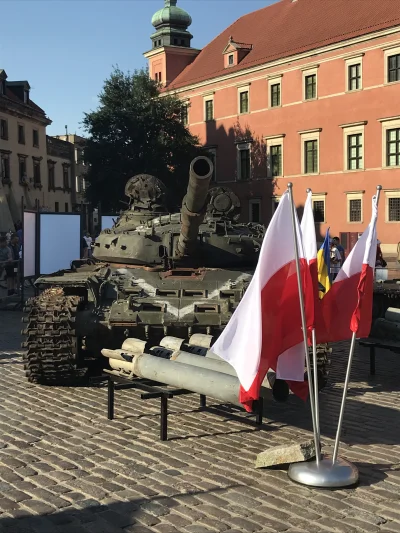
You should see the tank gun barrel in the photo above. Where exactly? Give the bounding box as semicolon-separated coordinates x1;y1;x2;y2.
177;156;214;257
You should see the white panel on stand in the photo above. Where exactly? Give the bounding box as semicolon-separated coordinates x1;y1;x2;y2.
101;216;117;230
23;212;36;278
40;214;81;274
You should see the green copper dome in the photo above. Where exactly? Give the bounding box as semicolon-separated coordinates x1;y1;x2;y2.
151;0;192;29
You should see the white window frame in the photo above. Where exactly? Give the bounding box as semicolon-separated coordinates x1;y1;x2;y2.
346;191;364;224
249;199;262;223
237;84;250;115
268;75;282;109
384;45;400;85
385;190;400;223
236;141;251;181
312;193;326;223
345;54;364;92
380;116;400;168
340;122;366;172
264;134;285;178
299;128;321;175
302;66;319;102
203;93;214;122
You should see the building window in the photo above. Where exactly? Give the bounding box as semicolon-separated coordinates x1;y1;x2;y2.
65;203;69;212
19;158;27;183
237;143;251;181
55;202;59;213
249;199;261;223
388;197;400;222
388;54;400;83
63;165;70;189
0;119;8;140
1;155;10;183
181;104;189;126
33;159;41;186
387;128;400;167
304;140;318;173
228;54;234;65
347;192;364;223
348;64;361;91
270;145;282;177
239;90;249;114
18;124;25;144
347;133;363;170
273;199;280;212
270;83;281;108
312;198;325;223
205;99;214;122
48;163;55;189
33;129;39;147
305;74;316;100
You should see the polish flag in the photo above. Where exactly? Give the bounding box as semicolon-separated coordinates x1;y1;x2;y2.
317;196;378;343
211;191;308;412
300;190;319;339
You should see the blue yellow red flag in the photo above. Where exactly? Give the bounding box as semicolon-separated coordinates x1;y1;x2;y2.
317;228;331;298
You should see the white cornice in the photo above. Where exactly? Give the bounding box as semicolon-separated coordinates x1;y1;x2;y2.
340;121;368;128
144;46;201;59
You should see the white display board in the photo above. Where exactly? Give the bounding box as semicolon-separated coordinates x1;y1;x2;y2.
40;214;81;274
23;211;36;278
101;215;117;230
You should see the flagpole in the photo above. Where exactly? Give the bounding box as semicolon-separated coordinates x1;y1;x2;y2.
287;183;320;466
332;184;382;465
311;329;320;454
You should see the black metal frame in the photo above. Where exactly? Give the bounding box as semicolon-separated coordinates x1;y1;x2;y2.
91;374;263;442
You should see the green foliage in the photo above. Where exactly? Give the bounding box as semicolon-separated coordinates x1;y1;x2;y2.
82;67;203;211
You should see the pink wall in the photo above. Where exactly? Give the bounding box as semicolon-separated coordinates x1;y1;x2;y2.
161;31;400;248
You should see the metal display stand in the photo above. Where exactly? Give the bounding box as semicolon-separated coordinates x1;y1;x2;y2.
91;374;264;442
287;185;381;489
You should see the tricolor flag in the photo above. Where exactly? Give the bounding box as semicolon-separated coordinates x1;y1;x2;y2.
317;196;378;343
317;229;331;298
211;191;307;411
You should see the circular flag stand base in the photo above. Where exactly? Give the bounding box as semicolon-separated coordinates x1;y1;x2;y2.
287;455;359;488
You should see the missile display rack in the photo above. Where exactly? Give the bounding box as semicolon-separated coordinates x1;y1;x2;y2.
91;373;264;441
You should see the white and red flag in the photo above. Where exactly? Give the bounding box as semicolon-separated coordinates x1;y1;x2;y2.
300;190;319;340
317;195;378;343
211;191;308;412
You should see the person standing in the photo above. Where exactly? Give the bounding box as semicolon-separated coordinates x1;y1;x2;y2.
332;236;345;263
0;236;14;296
330;240;342;281
84;232;93;258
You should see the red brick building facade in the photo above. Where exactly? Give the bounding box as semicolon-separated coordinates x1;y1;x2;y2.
145;0;400;254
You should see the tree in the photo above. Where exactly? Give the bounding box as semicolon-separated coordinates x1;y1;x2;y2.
82;67;203;212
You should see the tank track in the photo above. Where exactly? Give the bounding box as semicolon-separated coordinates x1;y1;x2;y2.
22;288;86;384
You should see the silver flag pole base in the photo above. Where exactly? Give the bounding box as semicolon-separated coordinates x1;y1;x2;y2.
288;455;359;488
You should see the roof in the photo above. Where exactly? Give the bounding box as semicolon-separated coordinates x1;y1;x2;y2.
3;84;47;116
169;0;400;90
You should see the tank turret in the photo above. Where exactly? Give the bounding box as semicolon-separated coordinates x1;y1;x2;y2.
177;156;214;257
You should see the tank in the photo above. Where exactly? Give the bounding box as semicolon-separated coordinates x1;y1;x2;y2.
22;156;330;391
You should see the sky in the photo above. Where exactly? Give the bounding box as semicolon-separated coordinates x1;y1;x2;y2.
1;0;277;136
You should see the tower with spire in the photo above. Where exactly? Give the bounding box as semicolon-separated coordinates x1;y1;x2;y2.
144;0;201;87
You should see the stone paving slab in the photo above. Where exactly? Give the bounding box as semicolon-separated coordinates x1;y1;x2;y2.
0;310;400;532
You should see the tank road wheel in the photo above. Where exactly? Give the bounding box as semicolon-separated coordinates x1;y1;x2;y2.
21;288;86;385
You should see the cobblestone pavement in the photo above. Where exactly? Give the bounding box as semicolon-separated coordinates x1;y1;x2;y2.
0;311;400;533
